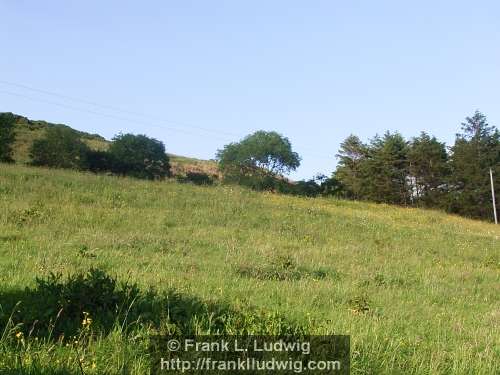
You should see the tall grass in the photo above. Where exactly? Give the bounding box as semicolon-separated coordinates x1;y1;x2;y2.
0;164;499;374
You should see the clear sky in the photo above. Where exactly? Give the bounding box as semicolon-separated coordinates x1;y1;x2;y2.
1;1;499;179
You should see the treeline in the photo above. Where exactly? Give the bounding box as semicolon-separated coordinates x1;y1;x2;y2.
333;111;499;220
214;111;499;221
0;112;171;180
1;111;499;221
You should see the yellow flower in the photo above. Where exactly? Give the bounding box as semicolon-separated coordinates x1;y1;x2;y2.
15;332;23;339
81;312;93;327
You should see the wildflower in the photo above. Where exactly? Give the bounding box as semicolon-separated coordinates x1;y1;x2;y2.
82;317;92;327
82;312;93;327
15;331;23;339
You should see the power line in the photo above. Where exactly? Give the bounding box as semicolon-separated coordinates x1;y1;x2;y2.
0;79;240;138
0;89;233;141
0;81;334;160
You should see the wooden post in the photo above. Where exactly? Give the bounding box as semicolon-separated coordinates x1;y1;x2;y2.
491;168;498;224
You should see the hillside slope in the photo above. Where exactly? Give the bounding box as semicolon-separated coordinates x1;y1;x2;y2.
0;164;499;374
7;112;219;177
9;113;108;164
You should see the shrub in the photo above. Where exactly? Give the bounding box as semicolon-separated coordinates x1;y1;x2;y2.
17;268;140;336
271;175;342;197
108;133;171;179
279;179;322;197
178;171;214;185
30;126;90;169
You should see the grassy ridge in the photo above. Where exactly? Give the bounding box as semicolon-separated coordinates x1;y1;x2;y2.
10;114;108;164
0;164;499;374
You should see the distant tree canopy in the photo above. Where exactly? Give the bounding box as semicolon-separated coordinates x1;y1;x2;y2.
335;135;368;199
216;131;300;189
335;132;410;204
108;133;171;179
277;174;342;197
30;126;90;170
0;112;16;163
28;128;171;180
447;111;500;218
365;132;410;204
407;132;448;206
333;110;499;221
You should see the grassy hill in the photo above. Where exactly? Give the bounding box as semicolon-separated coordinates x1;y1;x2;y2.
0;164;498;374
9;113;109;164
8;113;219;177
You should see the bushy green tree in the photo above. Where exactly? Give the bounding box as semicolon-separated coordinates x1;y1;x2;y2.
30;126;90;169
363;132;409;204
336;132;409;204
216;131;300;189
108;133;170;179
335;135;368;199
408;132;449;206
0;112;16;163
447;111;500;219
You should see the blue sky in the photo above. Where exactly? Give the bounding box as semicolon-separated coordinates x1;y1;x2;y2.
1;0;499;179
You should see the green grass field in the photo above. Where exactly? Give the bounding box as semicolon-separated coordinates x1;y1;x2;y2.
0;164;499;374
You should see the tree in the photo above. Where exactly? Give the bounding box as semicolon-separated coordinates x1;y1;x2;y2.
216;131;300;189
363;132;409;204
407;132;449;206
447;111;500;219
334;132;411;204
335;135;368;199
108;133;171;179
0;112;16;163
30;126;90;169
